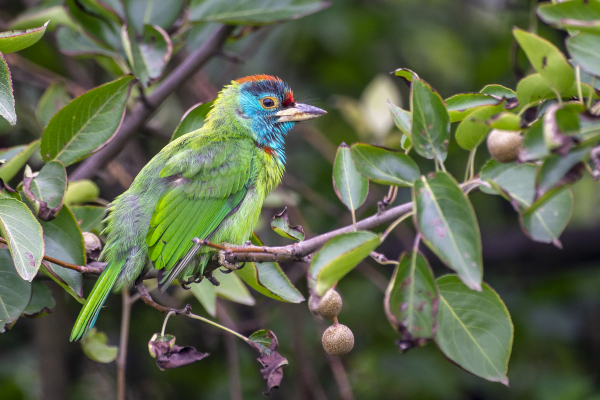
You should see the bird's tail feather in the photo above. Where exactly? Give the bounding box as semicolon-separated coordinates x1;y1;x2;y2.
70;261;122;341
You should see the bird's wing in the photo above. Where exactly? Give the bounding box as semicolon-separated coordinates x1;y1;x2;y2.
146;138;255;290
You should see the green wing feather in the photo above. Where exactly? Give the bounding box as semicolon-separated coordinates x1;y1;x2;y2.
146;139;255;291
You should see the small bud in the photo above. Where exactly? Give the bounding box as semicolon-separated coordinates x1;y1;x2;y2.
322;323;354;356
309;289;342;320
486;129;523;163
83;232;102;261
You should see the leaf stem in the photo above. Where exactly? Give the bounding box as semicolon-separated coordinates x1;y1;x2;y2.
185;313;250;343
161;311;176;337
351;209;357;232
464;149;477;182
576;65;584;105
380;211;414;242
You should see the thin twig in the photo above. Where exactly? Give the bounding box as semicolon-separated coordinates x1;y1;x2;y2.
0;237;103;274
117;288;131;400
70;24;236;180
380;211;414;242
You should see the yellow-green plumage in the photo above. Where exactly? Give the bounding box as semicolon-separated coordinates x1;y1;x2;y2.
70;75;325;341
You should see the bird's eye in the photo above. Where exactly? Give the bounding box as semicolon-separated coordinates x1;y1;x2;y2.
261;96;278;109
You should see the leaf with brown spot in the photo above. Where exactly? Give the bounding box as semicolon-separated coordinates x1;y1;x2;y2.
384;250;438;353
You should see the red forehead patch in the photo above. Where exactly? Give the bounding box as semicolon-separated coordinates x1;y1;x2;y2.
282;91;295;107
235;74;281;84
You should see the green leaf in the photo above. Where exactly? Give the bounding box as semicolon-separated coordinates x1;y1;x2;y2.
189;0;331;25
123;24;172;87
249;330;273;354
236;232;304;303
40;263;84;304
41;75;136;167
521;119;550;161
384;251;438;340
455;104;505;150
479;159;572;244
387;100;412;137
71;205;106;232
123;0;184;33
401;133;412;151
56;26;119;58
0;21;48;54
567;33;600;77
37;205;85;297
537;0;600;32
0;249;32;332
23;281;55;318
171;101;214;142
487;112;521;131
480;84;517;100
309;231;380;296
214;269;255;306
9;6;78;32
0;198;44;281
333;143;368;212
81;327;118;363
520;187;573;244
36;82;71;129
393;68;419;85
64;180;100;206
271;207;304;241
23;161;68;221
65;0;122;48
435;274;513;385
0;54;15;126
513;28;574;94
350;143;420;186
480;160;537;206
537;147;590;195
410;79;450;162
0;140;40;182
515;73;592;108
445;93;502;123
190;279;216;316
413;172;483;291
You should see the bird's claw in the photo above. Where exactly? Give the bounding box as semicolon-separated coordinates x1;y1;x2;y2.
218;250;244;271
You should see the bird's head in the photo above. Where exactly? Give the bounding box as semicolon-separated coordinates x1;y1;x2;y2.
208;74;326;163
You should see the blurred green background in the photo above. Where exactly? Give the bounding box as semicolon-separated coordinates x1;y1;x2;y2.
2;0;600;399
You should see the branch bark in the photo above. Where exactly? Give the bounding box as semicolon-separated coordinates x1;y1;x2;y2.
70;24;236;181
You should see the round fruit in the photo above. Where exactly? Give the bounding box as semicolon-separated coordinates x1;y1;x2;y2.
486;129;523;163
309;289;343;320
322;323;354;356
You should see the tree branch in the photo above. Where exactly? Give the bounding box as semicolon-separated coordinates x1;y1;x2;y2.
70;24;236;181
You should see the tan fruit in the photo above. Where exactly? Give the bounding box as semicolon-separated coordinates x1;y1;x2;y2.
322;323;354;356
82;232;102;261
486;129;523;163
309;289;343;320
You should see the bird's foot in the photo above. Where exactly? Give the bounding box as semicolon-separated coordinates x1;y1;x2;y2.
203;270;220;286
218;250;245;272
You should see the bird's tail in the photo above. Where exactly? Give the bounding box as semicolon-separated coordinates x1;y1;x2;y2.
70;260;123;341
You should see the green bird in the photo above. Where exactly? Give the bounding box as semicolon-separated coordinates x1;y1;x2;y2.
71;75;326;341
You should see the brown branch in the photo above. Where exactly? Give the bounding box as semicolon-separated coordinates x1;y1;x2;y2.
0;237;104;274
135;282;192;314
70;24;236;181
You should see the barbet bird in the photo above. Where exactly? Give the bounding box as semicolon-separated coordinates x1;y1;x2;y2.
71;75;326;341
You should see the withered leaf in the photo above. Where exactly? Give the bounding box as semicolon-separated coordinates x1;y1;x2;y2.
148;333;209;371
248;330;289;395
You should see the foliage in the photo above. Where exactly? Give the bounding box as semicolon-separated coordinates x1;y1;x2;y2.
1;0;600;398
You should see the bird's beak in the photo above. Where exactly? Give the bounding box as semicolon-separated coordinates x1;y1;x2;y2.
275;103;327;122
